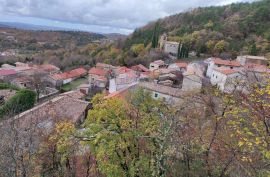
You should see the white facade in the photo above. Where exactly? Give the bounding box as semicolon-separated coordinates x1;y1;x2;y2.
149;60;165;71
149;63;160;71
206;60;242;78
210;70;241;93
109;73;139;93
63;78;73;84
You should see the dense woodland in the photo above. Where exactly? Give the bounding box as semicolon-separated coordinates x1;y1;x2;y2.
126;0;270;58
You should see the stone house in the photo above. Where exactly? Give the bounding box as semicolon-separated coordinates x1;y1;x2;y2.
109;67;139;93
236;55;268;66
149;60;165;71
138;82;183;105
164;41;180;56
88;67;109;88
48;68;87;87
206;58;242;78
210;68;241;93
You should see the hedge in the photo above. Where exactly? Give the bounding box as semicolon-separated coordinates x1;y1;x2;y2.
0;89;36;119
0;83;20;91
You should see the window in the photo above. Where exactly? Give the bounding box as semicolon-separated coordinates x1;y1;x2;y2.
154;93;158;98
216;76;217;78
230;67;233;69
213;74;214;77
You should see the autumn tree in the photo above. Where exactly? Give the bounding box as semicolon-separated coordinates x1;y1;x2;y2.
214;40;229;54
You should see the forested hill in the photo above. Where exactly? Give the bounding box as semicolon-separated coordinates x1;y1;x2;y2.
125;0;270;57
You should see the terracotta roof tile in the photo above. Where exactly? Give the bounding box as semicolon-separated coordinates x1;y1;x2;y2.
88;67;107;76
52;68;87;80
214;68;238;75
0;69;17;76
175;62;188;68
39;64;60;72
131;64;150;72
213;58;241;67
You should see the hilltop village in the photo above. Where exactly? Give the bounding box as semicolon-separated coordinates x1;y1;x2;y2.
1;46;269;122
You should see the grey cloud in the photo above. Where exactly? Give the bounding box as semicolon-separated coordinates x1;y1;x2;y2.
0;0;255;31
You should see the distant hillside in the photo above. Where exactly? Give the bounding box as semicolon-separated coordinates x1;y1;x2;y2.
104;33;127;40
0;27;105;51
0;22;73;31
125;0;270;57
0;27;107;70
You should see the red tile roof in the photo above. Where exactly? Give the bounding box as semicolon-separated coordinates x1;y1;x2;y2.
213;58;241;67
214;68;238;75
131;64;150;72
96;76;107;81
0;69;17;76
52;68;87;80
88;67;107;76
175;62;188;68
116;66;133;74
39;64;60;72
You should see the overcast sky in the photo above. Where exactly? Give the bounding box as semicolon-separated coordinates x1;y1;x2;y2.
0;0;255;34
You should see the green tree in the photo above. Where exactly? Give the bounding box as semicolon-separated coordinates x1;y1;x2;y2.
151;23;160;48
214;40;229;54
249;43;258;55
77;89;172;177
131;43;145;57
0;89;36;118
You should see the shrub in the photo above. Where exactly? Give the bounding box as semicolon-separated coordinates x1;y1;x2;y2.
0;83;20;91
0;89;36;119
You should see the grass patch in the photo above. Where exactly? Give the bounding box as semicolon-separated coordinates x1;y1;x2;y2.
60;77;88;93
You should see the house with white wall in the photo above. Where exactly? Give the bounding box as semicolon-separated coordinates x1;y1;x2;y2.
109;67;139;93
48;68;87;87
149;60;165;71
206;58;242;78
210;68;242;93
